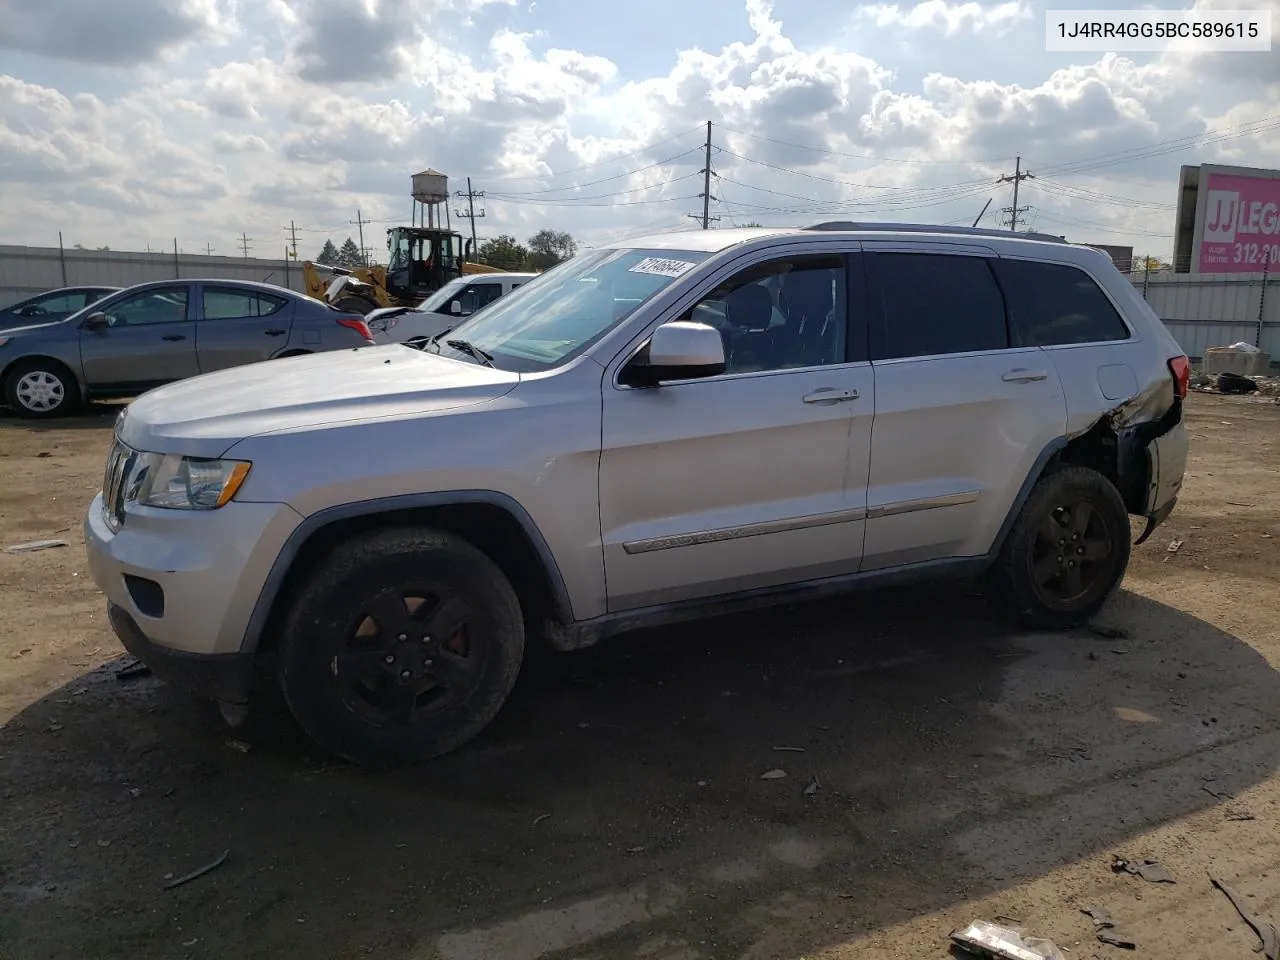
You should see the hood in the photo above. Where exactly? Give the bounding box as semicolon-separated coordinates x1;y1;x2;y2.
0;318;68;336
118;344;521;457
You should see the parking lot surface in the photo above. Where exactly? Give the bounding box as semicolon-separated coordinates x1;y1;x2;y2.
2;393;1279;960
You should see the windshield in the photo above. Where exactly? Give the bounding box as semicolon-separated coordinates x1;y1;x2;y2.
415;277;470;314
431;248;710;372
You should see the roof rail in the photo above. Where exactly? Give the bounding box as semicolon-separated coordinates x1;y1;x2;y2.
802;221;1070;244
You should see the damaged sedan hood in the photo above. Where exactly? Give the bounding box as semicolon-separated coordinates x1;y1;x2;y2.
118;345;521;457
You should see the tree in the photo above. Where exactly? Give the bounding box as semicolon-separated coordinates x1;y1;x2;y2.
739;221;764;228
477;234;530;270
336;237;363;268
316;239;340;265
527;229;576;270
1136;254;1169;273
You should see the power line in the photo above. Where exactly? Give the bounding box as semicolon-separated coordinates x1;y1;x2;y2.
713;122;1008;166
487;171;701;205
718;148;994;193
484;147;704;197
239;233;253;257
286;220;299;259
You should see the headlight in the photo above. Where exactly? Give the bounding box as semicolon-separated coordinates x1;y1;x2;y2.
124;453;251;510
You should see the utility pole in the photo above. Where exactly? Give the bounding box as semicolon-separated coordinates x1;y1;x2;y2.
205;242;215;257
350;209;367;265
287;221;299;260
700;120;714;229
240;233;252;258
454;178;486;250
996;156;1034;232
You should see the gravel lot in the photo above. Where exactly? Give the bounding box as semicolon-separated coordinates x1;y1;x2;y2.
2;393;1279;960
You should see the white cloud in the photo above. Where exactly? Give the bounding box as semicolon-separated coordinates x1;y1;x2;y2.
856;0;1031;35
0;0;1277;258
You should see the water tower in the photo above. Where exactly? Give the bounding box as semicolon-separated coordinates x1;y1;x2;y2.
411;169;451;229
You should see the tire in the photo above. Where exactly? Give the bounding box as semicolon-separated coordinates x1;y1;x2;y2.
3;359;79;419
278;528;525;765
984;465;1131;629
334;295;378;315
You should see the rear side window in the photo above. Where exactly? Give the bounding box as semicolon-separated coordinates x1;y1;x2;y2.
203;288;288;319
995;259;1130;346
873;253;1008;359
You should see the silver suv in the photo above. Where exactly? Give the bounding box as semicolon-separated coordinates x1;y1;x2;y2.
84;223;1190;765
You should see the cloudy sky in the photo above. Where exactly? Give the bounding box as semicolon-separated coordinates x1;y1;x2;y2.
1;0;1277;263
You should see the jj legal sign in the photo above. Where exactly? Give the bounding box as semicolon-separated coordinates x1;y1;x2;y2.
1197;170;1280;273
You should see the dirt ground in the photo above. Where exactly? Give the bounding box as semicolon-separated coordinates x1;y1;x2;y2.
2;393;1280;960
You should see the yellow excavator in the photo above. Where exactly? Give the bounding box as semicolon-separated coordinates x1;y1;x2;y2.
302;225;503;315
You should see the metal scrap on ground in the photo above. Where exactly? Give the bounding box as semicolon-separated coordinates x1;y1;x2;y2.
950;919;1066;960
1210;875;1280;960
163;850;230;891
1111;855;1176;883
1082;905;1136;950
4;539;68;554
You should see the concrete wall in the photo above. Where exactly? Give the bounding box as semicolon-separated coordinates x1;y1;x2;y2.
0;245;307;308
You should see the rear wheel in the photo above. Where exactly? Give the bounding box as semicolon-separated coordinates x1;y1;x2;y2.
984;465;1131;629
4;360;79;418
278;528;525;765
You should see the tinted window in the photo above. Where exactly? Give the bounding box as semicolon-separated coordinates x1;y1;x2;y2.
996;259;1130;346
101;288;189;326
458;283;501;314
29;292;89;314
202;289;287;319
873;253;1007;359
678;255;847;375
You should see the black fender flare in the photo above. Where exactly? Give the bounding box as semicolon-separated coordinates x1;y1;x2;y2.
239;490;575;653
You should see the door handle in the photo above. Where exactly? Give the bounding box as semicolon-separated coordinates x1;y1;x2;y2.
162;334;186;342
803;387;859;404
264;329;286;336
1001;368;1048;383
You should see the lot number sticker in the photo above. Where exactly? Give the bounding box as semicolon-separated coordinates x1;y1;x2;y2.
629;257;697;279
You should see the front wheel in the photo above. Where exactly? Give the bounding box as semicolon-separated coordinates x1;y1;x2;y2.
278;528;525;765
4;360;79;418
984;465;1131;629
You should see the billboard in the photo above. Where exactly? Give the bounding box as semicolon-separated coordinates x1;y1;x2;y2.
1177;164;1280;274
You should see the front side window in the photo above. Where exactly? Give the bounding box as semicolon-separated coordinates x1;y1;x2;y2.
995;259;1131;346
415;278;469;314
100;288;190;327
873;253;1007;359
676;255;847;375
432;248;711;372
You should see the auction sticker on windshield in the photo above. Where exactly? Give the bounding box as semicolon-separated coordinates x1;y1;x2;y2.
629;257;697;278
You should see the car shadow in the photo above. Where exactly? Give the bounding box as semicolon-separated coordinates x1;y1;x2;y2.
2;583;1278;960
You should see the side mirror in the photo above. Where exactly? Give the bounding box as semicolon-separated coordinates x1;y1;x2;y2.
449;300;463;315
622;321;726;388
81;312;108;331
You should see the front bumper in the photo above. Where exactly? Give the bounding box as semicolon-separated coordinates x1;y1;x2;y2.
84;492;303;663
108;603;255;703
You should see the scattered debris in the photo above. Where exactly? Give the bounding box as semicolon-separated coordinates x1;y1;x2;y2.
532;813;551;826
1211;875;1280;960
626;845;645;854
772;745;805;753
224;739;252;754
1111;855;1176;883
1226;501;1255;507
1225;811;1256;822
1167;538;1184;553
1082;906;1136;949
129;788;142;799
1203;784;1233;800
163;850;230;891
760;769;788;781
4;538;68;554
115;658;151;681
1087;624;1130;640
47;722;63;733
950;919;1066;960
803;776;820;797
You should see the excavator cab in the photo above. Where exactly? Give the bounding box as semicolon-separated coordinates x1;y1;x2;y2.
385;227;476;302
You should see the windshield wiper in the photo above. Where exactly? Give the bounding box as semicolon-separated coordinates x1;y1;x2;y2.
445;338;495;367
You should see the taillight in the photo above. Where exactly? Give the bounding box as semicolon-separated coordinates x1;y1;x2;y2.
337;317;374;342
1168;355;1190;399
